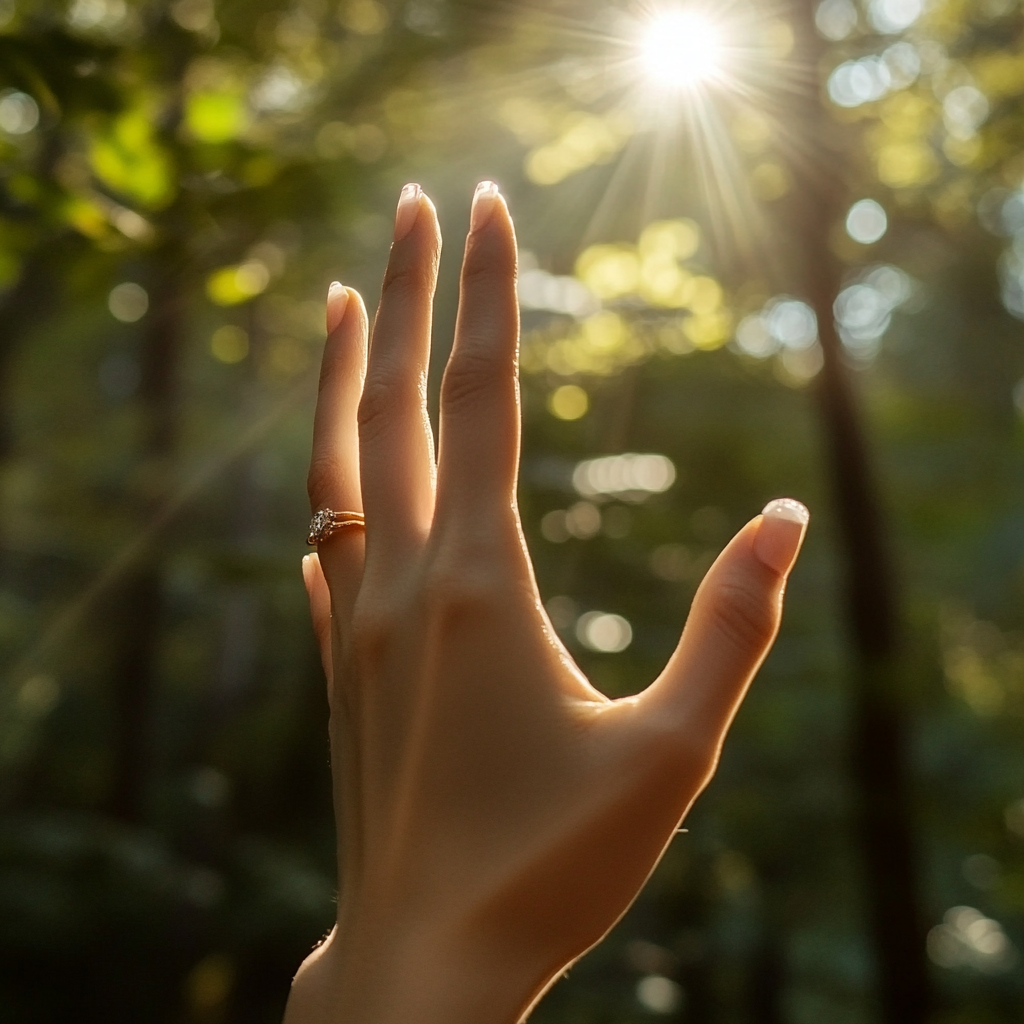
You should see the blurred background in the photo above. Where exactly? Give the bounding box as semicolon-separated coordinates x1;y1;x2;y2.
1;0;1023;1020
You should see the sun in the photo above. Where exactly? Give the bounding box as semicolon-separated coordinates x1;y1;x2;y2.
638;9;726;90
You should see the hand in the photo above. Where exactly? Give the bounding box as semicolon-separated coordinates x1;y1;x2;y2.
282;181;809;1024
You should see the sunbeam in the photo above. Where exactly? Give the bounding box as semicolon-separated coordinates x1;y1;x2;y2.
424;0;810;273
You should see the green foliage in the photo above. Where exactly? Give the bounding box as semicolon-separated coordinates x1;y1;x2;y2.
89;101;176;208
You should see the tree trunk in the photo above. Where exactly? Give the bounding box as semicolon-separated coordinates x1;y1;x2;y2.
804;229;931;1024
0;248;60;460
107;256;184;821
789;3;932;1020
746;923;785;1024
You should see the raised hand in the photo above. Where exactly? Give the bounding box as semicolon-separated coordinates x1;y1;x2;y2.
283;181;808;1024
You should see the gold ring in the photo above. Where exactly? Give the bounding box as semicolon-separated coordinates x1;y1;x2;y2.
307;509;366;545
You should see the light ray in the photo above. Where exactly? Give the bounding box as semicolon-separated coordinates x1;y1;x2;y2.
4;371;319;689
423;0;813;276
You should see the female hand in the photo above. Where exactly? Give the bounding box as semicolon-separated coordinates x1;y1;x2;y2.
283;182;809;1024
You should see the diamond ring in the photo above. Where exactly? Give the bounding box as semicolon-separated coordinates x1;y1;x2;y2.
307;509;366;546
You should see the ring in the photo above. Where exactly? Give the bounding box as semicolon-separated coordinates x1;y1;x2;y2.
307;508;366;546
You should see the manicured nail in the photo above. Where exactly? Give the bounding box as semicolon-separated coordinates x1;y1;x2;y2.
394;183;422;241
326;281;349;334
470;180;500;233
754;498;809;575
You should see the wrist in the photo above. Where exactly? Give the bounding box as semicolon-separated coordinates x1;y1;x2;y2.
283;921;550;1024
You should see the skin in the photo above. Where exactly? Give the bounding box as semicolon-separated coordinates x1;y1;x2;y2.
282;181;809;1024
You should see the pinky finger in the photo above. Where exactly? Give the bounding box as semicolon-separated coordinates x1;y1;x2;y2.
302;553;333;692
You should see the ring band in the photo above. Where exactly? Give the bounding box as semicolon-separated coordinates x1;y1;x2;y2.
307;508;366;546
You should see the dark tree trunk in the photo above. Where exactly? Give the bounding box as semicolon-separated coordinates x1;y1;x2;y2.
107;563;164;820
664;863;716;1024
0;248;60;460
788;3;933;1020
746;924;785;1024
0;123;70;462
805;233;931;1024
107;256;184;821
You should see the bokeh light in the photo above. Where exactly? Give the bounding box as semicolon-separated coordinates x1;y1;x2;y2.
519;266;598;318
834;264;912;359
548;384;589;421
867;0;922;34
846;198;888;244
0;90;39;134
942;85;988;140
828;57;892;107
815;0;858;41
764;298;818;350
207;261;271;306
735;313;778;358
573;453;676;500
108;282;149;323
927;907;1018;974
576;611;633;653
541;501;603;542
636;974;684;1014
210;325;249;364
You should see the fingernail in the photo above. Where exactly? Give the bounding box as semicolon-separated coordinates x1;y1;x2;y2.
470;180;500;233
326;282;349;334
754;498;809;575
394;183;422;241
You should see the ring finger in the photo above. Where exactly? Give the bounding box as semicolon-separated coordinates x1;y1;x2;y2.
307;282;369;627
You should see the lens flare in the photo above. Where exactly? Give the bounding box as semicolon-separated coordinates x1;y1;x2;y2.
639;10;725;90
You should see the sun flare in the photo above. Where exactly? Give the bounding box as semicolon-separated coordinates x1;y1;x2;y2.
639;9;726;90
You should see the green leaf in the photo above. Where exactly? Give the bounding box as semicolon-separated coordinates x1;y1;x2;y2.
88;107;175;210
184;91;249;144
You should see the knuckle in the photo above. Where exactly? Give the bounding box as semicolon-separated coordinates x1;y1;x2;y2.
357;378;391;439
357;375;416;443
708;577;778;652
441;350;509;414
423;555;498;610
349;600;398;666
381;251;437;297
462;236;517;286
421;540;509;619
462;257;510;289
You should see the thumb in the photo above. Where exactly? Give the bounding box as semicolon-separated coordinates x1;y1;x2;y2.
638;498;809;765
302;553;334;690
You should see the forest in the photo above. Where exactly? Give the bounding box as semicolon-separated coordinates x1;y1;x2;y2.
0;0;1022;1020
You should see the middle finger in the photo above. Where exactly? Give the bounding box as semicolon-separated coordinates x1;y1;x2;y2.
359;184;441;576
